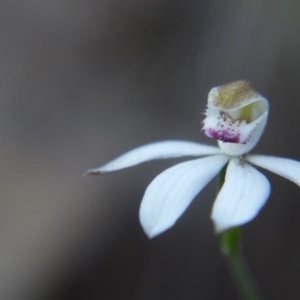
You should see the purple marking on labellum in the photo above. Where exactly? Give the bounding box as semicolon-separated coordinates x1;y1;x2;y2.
205;128;240;143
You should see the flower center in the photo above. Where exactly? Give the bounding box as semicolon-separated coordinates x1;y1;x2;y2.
202;81;269;156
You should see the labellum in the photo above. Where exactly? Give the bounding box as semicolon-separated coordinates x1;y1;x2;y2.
203;81;269;156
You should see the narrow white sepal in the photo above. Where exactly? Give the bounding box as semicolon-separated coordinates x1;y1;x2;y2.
211;158;270;233
247;155;300;186
139;154;229;238
85;140;221;175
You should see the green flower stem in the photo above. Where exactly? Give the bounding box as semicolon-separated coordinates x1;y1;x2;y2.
220;228;262;300
218;165;263;300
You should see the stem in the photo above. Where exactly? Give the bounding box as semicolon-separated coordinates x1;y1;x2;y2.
218;165;263;300
221;228;263;300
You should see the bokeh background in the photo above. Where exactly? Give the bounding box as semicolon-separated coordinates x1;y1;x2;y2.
1;1;300;299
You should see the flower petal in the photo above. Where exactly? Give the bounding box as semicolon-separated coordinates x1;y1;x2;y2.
139;154;229;238
247;155;300;186
211;158;270;233
85;140;221;175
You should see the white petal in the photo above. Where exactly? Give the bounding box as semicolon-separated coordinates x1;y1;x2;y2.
139;154;229;238
85;140;221;175
247;155;300;186
211;158;270;233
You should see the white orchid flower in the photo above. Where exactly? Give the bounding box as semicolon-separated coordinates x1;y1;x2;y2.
86;81;300;238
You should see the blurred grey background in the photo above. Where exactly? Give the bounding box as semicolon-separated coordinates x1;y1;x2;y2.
1;1;300;299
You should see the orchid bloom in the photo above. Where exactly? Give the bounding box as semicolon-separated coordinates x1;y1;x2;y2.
86;81;300;238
